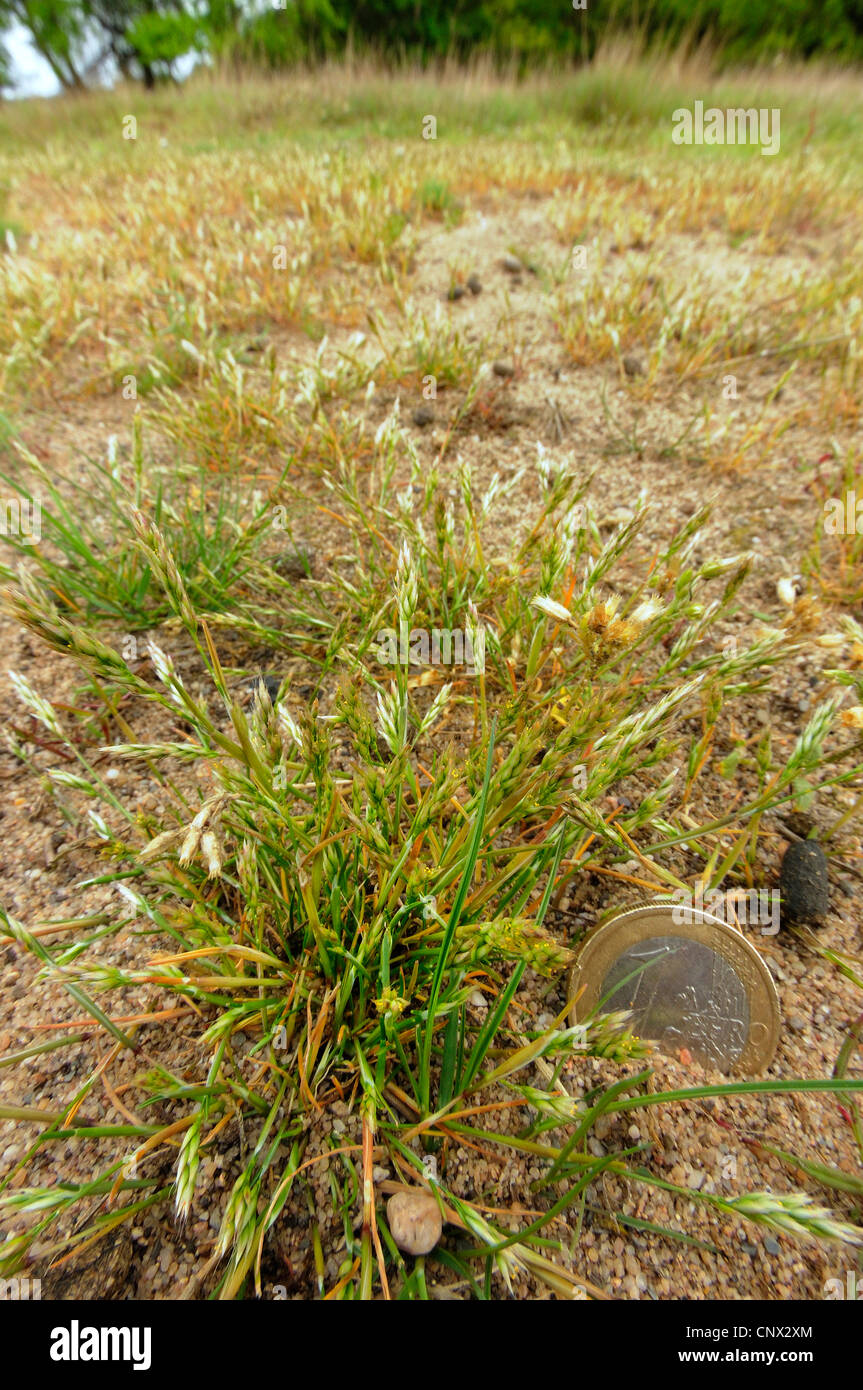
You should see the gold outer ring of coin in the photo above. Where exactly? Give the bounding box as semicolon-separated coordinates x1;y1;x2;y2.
566;903;781;1075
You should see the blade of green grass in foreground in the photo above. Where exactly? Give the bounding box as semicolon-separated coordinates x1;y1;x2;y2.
418;718;497;1115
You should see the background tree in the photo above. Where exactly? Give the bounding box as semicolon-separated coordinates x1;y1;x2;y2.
85;1;202;88
1;0;89;90
1;0;862;94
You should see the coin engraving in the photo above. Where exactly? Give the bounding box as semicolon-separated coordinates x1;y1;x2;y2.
569;905;780;1073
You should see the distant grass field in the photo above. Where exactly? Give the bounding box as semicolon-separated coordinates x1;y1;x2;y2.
0;46;861;422
2;41;863;151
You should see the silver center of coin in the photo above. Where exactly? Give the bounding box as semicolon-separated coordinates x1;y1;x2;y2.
600;935;750;1068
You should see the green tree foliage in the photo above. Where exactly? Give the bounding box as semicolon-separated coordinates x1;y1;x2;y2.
238;0;345;69
647;0;863;63
86;2;203;87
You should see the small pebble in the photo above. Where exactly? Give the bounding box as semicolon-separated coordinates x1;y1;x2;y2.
623;354;645;378
386;1189;442;1256
764;1236;781;1256
492;360;515;378
466;272;482;294
780;841;829;924
502;253;522;273
447;284;466;301
412;406;435;427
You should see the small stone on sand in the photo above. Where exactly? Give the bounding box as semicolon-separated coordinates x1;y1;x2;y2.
386;1189;442;1256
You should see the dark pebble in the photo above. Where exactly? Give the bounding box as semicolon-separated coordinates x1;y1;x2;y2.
492;360;515;378
502;253;522;273
447;284;466;301
466;273;482;294
411;406;435;427
623;354;645;378
780;840;829;924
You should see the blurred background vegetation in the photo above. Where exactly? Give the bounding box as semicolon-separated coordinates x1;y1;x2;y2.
1;0;862;95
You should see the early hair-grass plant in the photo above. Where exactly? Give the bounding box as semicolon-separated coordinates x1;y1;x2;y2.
1;464;862;1298
805;446;863;609
553;237;863;388
381;295;489;391
412;178;463;227
0;421;329;643
151;337;292;471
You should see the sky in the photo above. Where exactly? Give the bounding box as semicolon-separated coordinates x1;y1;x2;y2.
4;22;62;98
